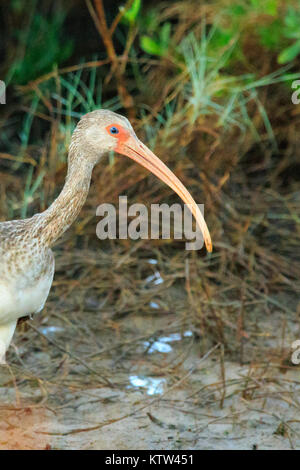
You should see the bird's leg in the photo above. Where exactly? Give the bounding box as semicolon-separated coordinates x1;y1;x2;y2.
0;321;17;364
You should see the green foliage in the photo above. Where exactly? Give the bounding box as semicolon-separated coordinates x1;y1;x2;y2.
140;22;171;57
278;39;300;64
121;0;141;25
259;19;283;49
208;28;233;49
258;5;300;64
134;0;300;67
250;0;278;16
278;7;300;63
9;11;73;85
2;0;300;229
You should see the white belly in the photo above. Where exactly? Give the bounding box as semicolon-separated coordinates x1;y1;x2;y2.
0;261;54;325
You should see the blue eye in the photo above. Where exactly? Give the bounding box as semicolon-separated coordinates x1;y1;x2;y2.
110;126;119;134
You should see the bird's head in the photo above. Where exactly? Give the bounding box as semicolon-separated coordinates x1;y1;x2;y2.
70;109;212;252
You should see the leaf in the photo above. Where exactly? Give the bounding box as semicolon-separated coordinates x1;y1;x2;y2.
121;0;141;25
265;0;278;16
259;20;283;49
10;12;73;85
284;6;300;30
160;22;171;48
250;0;278;15
210;28;233;48
278;39;300;64
140;36;166;56
227;5;246;16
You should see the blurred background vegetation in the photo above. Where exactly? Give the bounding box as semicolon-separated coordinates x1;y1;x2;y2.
0;0;300;362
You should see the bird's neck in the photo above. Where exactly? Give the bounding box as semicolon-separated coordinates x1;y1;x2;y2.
34;154;94;247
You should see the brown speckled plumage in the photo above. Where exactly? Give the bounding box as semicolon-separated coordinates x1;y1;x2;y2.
0;110;134;362
0;109;212;363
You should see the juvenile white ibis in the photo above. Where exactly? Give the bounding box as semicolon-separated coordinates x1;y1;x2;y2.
0;109;212;363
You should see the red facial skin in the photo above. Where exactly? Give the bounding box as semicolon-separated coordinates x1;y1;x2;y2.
105;123;130;152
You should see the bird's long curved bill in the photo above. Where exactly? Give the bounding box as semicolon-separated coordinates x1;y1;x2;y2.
117;137;212;252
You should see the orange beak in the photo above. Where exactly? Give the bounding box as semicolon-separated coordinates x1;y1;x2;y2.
116;134;212;252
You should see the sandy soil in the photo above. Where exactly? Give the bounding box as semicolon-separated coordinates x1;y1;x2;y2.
1;312;299;450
